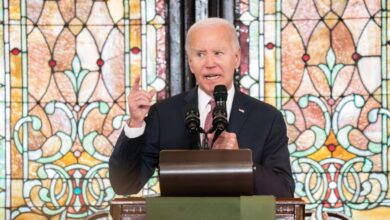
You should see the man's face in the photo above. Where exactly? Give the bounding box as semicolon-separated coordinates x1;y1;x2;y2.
187;24;241;96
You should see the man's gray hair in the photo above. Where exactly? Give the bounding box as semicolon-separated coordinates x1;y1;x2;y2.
185;17;240;52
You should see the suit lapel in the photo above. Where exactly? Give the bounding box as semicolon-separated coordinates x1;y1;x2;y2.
183;87;198;105
228;90;249;134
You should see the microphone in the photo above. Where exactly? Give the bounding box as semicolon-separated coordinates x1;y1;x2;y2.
184;104;202;134
212;85;228;136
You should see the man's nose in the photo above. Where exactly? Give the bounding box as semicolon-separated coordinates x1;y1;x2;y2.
204;55;216;67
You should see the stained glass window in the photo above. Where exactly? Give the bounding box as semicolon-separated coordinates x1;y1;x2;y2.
1;0;166;219
237;0;390;219
2;0;390;219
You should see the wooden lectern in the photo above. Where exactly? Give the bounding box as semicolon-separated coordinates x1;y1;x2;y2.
110;197;305;220
110;149;304;219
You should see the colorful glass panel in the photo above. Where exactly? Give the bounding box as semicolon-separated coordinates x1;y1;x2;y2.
236;0;390;219
1;0;167;219
1;0;390;219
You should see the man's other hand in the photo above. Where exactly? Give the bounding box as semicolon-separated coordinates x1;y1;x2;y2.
212;131;239;150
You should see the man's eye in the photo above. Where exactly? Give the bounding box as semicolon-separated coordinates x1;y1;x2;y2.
197;53;204;57
215;51;223;56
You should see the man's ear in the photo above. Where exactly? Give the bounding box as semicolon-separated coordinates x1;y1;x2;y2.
235;48;241;68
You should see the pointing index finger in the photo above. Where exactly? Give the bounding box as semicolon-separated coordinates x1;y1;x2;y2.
131;75;141;92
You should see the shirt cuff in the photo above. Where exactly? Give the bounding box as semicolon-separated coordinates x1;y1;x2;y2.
123;121;146;138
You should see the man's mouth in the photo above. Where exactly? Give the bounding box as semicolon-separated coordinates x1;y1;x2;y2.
204;74;221;80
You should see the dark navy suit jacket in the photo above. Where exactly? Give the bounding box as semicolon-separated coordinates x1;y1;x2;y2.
109;87;295;197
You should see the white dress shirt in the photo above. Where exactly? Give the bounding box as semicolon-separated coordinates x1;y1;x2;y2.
124;85;235;138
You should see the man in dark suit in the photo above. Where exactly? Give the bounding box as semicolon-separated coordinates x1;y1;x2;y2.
109;18;294;197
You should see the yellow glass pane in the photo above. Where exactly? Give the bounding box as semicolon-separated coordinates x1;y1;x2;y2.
129;0;141;19
9;0;21;20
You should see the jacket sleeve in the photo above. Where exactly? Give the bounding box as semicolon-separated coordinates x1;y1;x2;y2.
253;111;295;197
109;105;160;195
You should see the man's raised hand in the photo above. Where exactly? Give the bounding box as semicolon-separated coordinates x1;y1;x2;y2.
128;75;155;127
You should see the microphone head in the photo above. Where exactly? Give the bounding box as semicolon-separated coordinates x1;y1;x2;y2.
184;104;200;134
212;85;228;133
212;106;228;132
213;85;227;102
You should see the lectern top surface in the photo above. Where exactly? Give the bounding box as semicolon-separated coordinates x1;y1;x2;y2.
159;149;254;197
